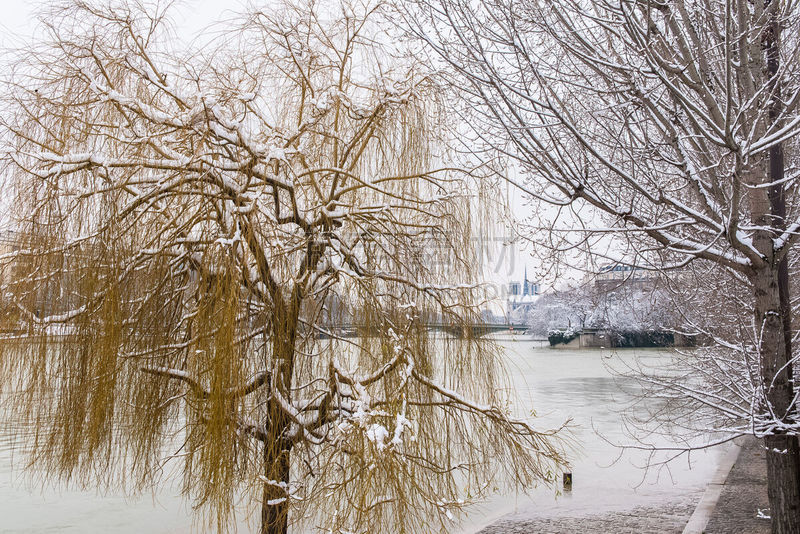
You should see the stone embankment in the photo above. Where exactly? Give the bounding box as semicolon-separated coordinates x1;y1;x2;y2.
701;438;769;534
478;496;698;534
479;437;770;534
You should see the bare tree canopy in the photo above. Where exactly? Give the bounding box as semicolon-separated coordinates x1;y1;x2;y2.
0;1;565;533
405;0;800;532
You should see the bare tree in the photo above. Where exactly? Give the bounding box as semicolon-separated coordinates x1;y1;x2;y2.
0;2;565;533
405;0;800;531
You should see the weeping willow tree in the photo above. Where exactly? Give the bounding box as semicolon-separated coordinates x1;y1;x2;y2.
0;1;564;533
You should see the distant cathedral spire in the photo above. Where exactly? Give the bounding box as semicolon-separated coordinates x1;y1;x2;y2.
523;266;529;296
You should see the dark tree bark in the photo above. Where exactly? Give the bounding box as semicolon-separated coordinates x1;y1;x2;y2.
261;441;291;534
260;300;299;534
753;263;800;533
760;3;800;531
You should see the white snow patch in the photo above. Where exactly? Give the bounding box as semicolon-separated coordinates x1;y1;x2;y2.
366;423;390;450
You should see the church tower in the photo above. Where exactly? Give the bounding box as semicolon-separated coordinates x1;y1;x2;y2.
523;266;530;296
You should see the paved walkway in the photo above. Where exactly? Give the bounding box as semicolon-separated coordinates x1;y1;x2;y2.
479;438;771;534
702;438;770;534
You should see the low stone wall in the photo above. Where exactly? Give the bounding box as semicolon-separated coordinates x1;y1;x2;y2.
548;329;700;348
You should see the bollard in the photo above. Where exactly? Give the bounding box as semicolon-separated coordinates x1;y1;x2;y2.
563;472;572;491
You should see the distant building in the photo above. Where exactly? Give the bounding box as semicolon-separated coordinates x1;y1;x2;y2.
595;263;655;291
507;268;539;314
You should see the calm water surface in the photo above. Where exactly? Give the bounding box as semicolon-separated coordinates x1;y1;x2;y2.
0;340;722;532
461;340;723;532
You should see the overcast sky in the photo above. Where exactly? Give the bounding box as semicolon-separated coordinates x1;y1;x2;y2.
0;1;248;48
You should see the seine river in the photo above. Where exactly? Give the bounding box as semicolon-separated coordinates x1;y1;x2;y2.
0;340;723;533
460;341;723;533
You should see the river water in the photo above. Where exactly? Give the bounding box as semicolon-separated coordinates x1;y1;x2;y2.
460;340;723;532
0;340;722;533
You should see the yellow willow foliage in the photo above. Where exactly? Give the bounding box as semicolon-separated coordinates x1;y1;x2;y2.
0;1;567;533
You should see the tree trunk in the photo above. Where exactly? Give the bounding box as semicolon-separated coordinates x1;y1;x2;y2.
260;358;294;534
260;363;293;534
764;433;800;534
261;302;300;534
758;3;800;531
261;438;291;534
767;73;800;534
755;263;800;533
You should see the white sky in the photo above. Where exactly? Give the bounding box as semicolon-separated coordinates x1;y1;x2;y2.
0;2;37;44
0;1;248;47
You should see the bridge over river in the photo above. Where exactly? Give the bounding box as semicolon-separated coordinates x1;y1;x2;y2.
319;322;530;338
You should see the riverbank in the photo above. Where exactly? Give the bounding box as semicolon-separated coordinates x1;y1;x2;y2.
702;437;770;534
478;437;771;534
477;493;700;533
